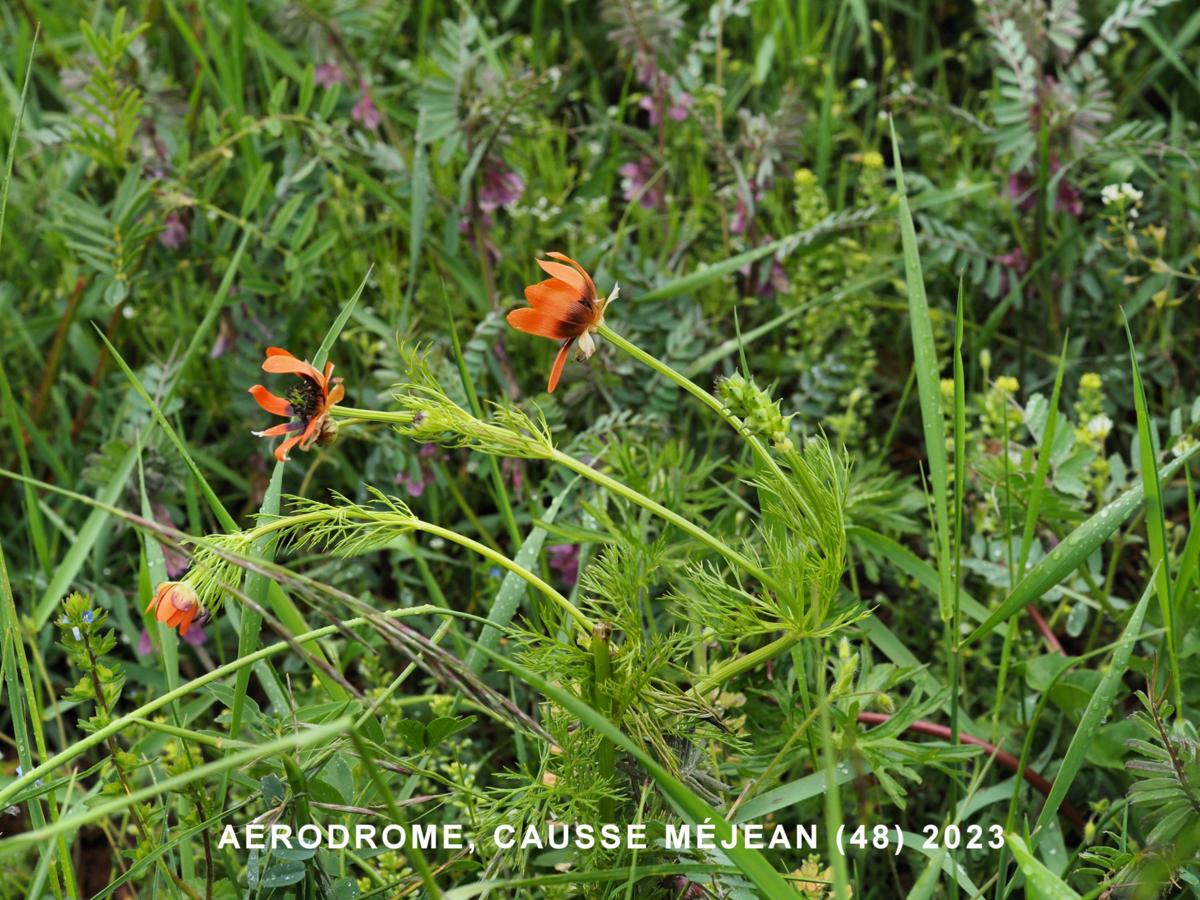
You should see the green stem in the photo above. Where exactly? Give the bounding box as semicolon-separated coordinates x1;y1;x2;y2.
240;512;593;634
444;290;524;549
596;323;783;478
550;447;775;589
349;730;443;899
132;717;245;751
334;405;413;424
693;632;801;696
0;553;75;899
417;521;594;633
0;606;457;809
592;622;616;821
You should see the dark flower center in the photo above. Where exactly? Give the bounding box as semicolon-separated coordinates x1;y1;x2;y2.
286;378;322;420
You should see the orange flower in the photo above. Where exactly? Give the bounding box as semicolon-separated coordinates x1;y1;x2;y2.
146;581;201;636
248;347;345;462
507;252;618;393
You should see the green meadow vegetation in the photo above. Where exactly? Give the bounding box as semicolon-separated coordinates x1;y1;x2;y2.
1;1;1199;897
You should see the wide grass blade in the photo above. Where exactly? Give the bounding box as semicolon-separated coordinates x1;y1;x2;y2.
1032;575;1155;839
477;644;797;898
1125;317;1181;712
465;485;573;673
962;446;1197;647
1004;833;1081;899
890;118;953;623
32;229;253;627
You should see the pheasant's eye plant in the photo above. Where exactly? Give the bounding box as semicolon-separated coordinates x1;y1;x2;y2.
2;3;1200;898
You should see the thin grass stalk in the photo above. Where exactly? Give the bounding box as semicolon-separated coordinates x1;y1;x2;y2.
0;606;462;810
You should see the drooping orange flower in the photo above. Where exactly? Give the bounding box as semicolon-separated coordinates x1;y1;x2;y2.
507;252;618;393
249;347;345;462
146;581;201;636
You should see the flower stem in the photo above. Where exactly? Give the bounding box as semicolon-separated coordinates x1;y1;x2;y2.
333;405;414;424
241;509;593;632
550;447;776;590
692;632;801;696
596;323;784;477
416;521;594;633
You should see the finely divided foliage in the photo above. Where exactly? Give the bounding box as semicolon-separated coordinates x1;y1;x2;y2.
1;2;1198;898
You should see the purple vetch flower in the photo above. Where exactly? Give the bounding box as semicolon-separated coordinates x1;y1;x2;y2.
739;235;790;297
638;87;691;127
729;181;770;236
314;62;344;89
619;156;663;209
140;622;207;654
182;622;207;647
1005;159;1082;218
479;165;525;214
668;91;693;122
351;84;381;131
547;544;581;586
638;94;663;126
395;467;432;498
730;197;751;236
634;52;659;88
996;246;1029;297
209;309;238;360
158;213;188;250
501;458;524;500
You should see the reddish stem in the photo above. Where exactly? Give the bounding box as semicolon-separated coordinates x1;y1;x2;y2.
1025;603;1066;655
856;712;1085;832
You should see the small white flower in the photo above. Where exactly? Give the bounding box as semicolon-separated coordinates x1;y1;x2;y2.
1121;183;1143;203
1087;414;1113;439
1128;208;1139;219
1101;184;1122;206
1173;435;1196;459
850;78;868;90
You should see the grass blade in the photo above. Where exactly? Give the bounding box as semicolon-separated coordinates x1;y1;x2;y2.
1032;575;1155;839
962;446;1197;647
1004;833;1081;899
890;118;953;623
1125;317;1181;712
478;644;797;898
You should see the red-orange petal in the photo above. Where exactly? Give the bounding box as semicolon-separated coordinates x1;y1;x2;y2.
524;278;586;316
507;307;577;341
275;432;305;462
547;340;573;393
178;607;197;636
156;600;176;624
545;252;596;300
254;422;301;438
298;414;325;450
262;348;324;386
536;258;587;295
249;385;292;417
